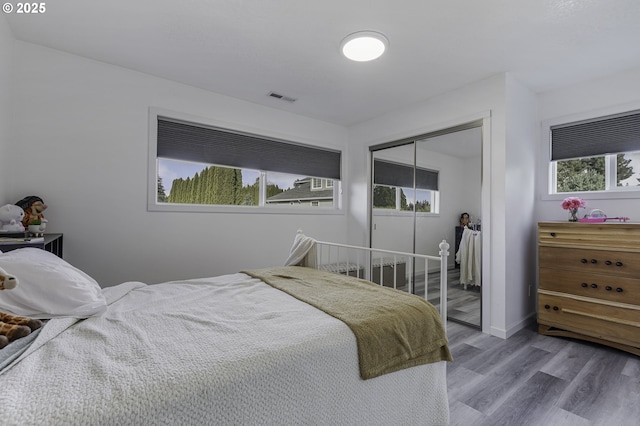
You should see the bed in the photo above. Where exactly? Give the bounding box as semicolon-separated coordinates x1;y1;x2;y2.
0;233;452;425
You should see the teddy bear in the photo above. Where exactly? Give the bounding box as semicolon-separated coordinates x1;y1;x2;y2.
15;196;48;232
0;266;43;349
0;204;25;232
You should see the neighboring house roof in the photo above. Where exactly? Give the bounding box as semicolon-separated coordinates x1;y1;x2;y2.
266;179;333;203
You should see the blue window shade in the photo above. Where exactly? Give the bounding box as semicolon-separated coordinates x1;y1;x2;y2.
157;117;341;180
373;159;438;190
551;110;640;161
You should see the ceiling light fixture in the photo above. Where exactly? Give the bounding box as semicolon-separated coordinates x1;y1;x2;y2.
340;31;389;62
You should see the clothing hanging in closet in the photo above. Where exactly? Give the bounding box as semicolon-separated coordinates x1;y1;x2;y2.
455;227;481;289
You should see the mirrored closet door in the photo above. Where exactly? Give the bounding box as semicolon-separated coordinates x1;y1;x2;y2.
370;122;483;329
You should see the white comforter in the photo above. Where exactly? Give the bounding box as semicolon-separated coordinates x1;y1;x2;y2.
0;273;449;425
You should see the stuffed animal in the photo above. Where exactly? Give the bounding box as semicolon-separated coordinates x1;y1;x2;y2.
15;196;48;230
0;266;43;349
0;204;25;232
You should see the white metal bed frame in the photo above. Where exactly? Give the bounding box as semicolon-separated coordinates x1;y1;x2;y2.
310;239;450;328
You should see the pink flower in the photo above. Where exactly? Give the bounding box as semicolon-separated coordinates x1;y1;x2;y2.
561;197;586;210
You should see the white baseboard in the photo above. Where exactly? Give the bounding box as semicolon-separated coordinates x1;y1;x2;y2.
490;312;536;339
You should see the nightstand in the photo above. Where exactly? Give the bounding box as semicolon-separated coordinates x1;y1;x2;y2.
0;233;63;258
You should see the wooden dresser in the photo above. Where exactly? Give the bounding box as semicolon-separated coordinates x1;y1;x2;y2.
538;222;640;356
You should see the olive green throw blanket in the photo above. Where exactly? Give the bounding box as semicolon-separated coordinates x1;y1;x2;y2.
243;266;452;380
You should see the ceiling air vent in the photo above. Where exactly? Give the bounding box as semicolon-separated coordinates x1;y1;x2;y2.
268;92;297;103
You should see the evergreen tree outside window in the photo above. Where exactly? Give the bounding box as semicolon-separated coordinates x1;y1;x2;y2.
554;153;638;193
159;160;263;206
157;177;169;203
405;188;432;212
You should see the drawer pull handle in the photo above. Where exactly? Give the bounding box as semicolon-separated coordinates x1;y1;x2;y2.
553;306;559;311
606;286;612;291
616;288;623;293
581;259;588;263
605;260;612;265
616;262;623;267
550;232;556;237
544;304;550;310
591;283;598;289
581;283;588;288
590;259;598;264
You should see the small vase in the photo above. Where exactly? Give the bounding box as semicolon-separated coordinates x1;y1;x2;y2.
568;208;578;222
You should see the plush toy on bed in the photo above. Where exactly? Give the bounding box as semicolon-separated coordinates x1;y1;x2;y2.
0;266;43;349
0;204;25;232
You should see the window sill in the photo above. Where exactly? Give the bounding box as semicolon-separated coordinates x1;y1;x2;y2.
148;203;345;215
541;189;640;202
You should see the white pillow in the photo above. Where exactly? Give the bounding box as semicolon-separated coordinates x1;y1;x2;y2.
0;248;107;319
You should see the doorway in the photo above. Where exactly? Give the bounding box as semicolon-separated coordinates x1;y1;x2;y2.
370;121;483;329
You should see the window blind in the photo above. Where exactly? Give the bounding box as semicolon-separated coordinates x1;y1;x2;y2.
373;159;438;190
157;117;341;180
551;110;640;161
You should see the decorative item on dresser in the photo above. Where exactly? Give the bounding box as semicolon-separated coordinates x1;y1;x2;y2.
560;197;585;222
537;222;640;356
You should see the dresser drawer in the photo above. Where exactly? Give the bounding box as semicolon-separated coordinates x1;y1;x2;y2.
539;246;640;278
539;267;640;305
539;222;640;251
539;292;640;348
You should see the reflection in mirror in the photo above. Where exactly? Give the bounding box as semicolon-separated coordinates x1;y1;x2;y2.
416;127;482;328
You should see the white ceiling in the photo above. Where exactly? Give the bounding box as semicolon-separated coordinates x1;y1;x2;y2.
5;0;640;126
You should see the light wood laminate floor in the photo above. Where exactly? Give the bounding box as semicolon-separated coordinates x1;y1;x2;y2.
447;321;640;426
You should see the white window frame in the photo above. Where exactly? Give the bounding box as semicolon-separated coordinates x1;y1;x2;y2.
541;103;640;201
148;108;343;214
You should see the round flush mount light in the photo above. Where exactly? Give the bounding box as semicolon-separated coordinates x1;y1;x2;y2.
340;31;389;62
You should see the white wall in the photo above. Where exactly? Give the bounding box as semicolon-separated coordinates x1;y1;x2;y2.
504;74;538;331
0;15;12;202
536;67;640;222
458;155;482;222
3;41;349;286
348;74;537;337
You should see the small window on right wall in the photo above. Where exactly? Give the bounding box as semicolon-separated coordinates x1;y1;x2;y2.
550;110;640;194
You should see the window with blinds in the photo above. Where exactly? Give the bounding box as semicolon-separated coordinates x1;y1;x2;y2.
150;114;342;210
550;109;640;194
372;159;439;213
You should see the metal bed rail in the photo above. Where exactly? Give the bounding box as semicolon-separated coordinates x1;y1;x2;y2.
312;240;450;328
